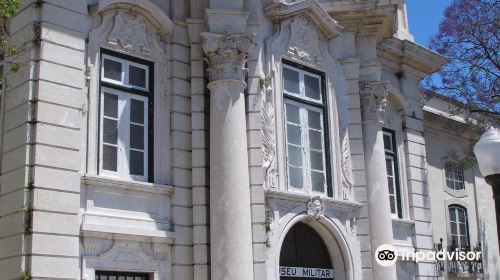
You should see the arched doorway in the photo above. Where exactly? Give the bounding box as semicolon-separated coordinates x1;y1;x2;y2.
279;222;334;279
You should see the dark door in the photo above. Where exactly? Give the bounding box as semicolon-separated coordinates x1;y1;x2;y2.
280;222;334;280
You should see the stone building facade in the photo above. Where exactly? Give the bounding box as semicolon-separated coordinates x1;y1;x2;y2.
0;0;498;280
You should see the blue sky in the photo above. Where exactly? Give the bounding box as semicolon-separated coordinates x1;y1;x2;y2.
406;0;453;47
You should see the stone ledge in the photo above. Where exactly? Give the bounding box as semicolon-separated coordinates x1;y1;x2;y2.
81;174;174;196
265;189;362;210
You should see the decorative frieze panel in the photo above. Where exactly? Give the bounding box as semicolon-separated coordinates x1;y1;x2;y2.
201;31;256;82
359;80;390;124
82;234;172;280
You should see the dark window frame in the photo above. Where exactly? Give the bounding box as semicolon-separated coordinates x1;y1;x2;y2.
282;59;333;197
383;128;403;219
448;204;470;248
95;270;150;280
98;48;154;182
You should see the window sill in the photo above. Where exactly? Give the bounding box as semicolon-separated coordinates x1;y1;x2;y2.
265;189;363;210
81;174;174;195
392;218;415;228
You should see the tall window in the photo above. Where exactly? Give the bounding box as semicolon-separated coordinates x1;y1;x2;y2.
445;162;465;190
99;50;153;182
282;62;330;196
449;205;469;248
383;129;402;218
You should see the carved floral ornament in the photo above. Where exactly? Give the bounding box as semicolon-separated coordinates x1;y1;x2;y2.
201;31;256;82
359;80;390;124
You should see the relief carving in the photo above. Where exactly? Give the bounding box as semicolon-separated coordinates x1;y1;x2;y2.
306;196;325;220
201;31;256;82
359;80;390;124
261;74;278;189
108;11;152;55
287;15;321;64
341;133;353;199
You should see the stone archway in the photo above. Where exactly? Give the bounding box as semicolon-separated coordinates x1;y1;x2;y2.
279;222;335;280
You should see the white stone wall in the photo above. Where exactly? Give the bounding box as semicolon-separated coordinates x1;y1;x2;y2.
0;1;497;280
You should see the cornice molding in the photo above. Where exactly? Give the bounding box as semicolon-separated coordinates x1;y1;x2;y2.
264;0;343;39
378;38;446;78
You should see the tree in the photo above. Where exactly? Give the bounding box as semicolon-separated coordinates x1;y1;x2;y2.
423;0;499;125
0;0;20;87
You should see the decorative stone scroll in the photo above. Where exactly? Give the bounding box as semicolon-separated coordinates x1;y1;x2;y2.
201;31;255;82
306;196;325;220
261;74;278;189
359;80;390;124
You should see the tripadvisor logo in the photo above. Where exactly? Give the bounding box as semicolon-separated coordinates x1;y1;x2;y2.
375;244;397;267
375;244;482;266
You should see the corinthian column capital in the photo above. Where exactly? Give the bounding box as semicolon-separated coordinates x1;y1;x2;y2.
359;80;390;124
201;31;255;82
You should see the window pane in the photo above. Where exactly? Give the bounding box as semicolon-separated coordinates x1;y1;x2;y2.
104;93;118;118
129;65;147;88
289;166;303;189
285;103;300;124
103;145;117;171
389;197;396;214
130;150;144;176
131;99;145;124
311;171;325;192
459;223;467;235
451;235;458;246
458;209;465;222
103;118;118;144
460;236;468;247
309;130;322;150
283;67;299;94
307;110;321;129
103;59;122;81
450;209;456;222
386;158;394;175
130;124;144;149
383;134;392;151
286;124;301;145
388;179;395;194
304;74;320;100
287;145;302;167
310;151;323;171
450;222;457;234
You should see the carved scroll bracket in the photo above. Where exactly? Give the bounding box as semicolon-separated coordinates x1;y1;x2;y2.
201;31;256;82
359;80;390;124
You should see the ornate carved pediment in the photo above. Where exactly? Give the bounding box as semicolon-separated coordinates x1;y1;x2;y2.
107;11;153;56
287;16;322;64
265;0;343;39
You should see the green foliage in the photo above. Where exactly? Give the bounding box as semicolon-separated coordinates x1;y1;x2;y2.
20;271;31;280
0;0;20;18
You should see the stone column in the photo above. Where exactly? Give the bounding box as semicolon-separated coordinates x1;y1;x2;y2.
360;81;397;280
201;31;255;280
